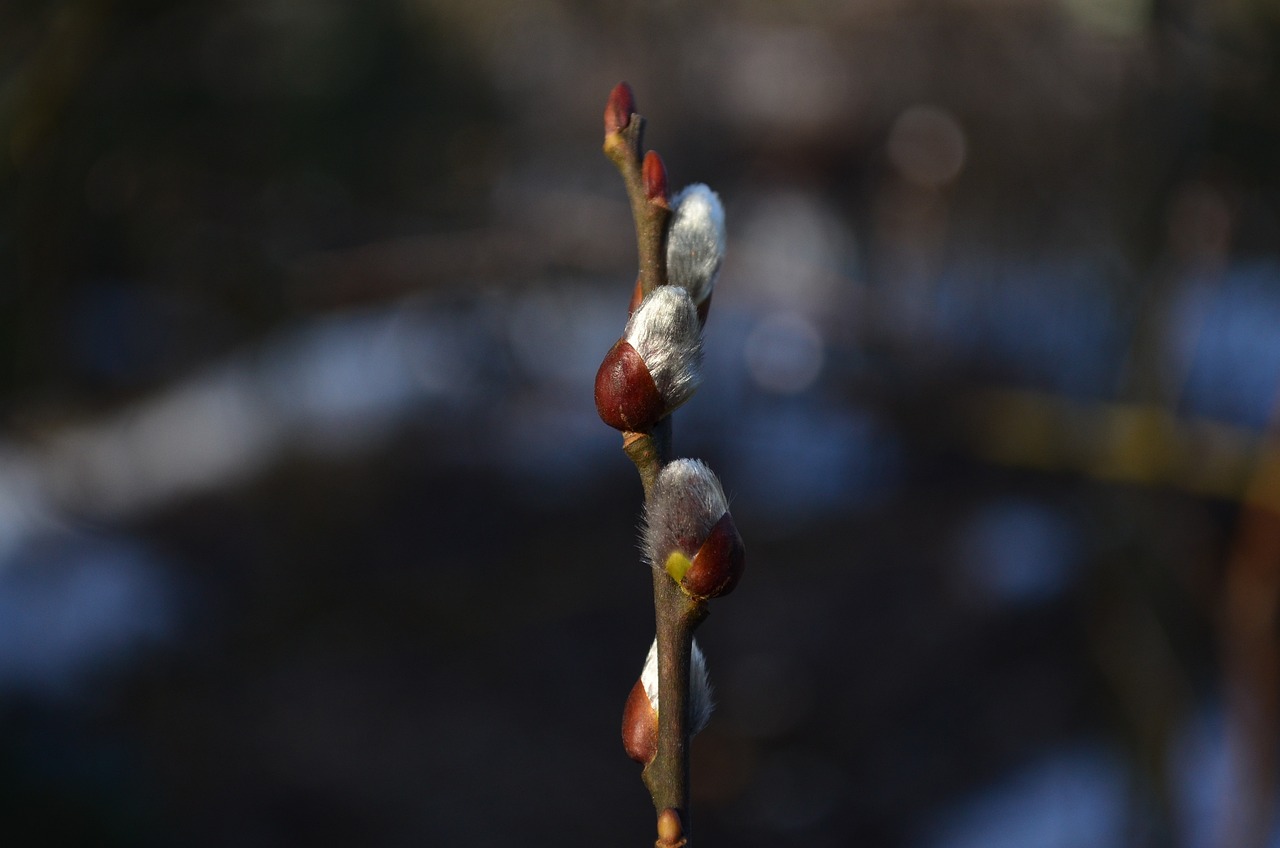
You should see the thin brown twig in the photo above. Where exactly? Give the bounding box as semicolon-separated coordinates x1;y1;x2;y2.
607;89;706;844
604;112;670;298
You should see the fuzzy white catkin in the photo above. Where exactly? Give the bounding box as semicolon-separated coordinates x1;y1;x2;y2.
641;636;714;735
624;287;702;410
666;184;726;306
642;458;729;569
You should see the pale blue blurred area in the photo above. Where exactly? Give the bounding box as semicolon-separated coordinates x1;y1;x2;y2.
952;499;1083;607
0;533;177;699
917;745;1130;848
1172;261;1280;428
931;257;1128;397
919;705;1280;848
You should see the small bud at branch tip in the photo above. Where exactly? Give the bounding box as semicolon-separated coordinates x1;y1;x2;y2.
605;82;636;135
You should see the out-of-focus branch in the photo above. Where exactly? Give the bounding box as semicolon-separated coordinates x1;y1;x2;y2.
1218;400;1280;848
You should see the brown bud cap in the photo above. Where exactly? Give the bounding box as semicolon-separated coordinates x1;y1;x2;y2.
681;511;745;599
622;677;658;764
643;151;669;207
595;339;663;432
656;809;686;847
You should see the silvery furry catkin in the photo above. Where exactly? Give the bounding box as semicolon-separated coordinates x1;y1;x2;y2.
642;458;729;569
623;287;703;412
641;636;714;735
666;184;726;308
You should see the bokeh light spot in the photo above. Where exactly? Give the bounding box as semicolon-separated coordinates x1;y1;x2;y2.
744;313;825;394
887;105;968;189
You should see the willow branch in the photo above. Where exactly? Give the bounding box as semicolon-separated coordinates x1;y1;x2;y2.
604;114;670;297
623;421;670;496
606;87;704;843
643;567;708;818
624;417;709;824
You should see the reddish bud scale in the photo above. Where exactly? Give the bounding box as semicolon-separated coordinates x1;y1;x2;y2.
627;276;644;315
643;151;669;207
604;82;636;135
595;339;663;432
622;678;658;764
681;512;745;599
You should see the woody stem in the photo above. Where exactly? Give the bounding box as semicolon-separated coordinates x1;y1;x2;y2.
611;114;703;837
604;117;670;297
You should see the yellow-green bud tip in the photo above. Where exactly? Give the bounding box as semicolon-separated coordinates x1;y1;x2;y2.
665;551;692;583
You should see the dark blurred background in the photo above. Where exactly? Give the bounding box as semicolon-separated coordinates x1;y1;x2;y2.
3;0;1280;845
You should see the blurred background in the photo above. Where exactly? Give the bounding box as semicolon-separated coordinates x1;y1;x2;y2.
2;0;1280;845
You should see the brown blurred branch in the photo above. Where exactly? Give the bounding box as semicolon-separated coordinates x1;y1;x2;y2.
1218;400;1280;848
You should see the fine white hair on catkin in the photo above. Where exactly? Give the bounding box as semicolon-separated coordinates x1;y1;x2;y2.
666;184;725;306
642;458;728;569
624;287;702;410
640;636;714;735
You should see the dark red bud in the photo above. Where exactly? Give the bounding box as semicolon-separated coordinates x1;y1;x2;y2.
643;151;669;207
622;678;658;764
605;82;636;135
595;339;663;432
681;512;745;599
